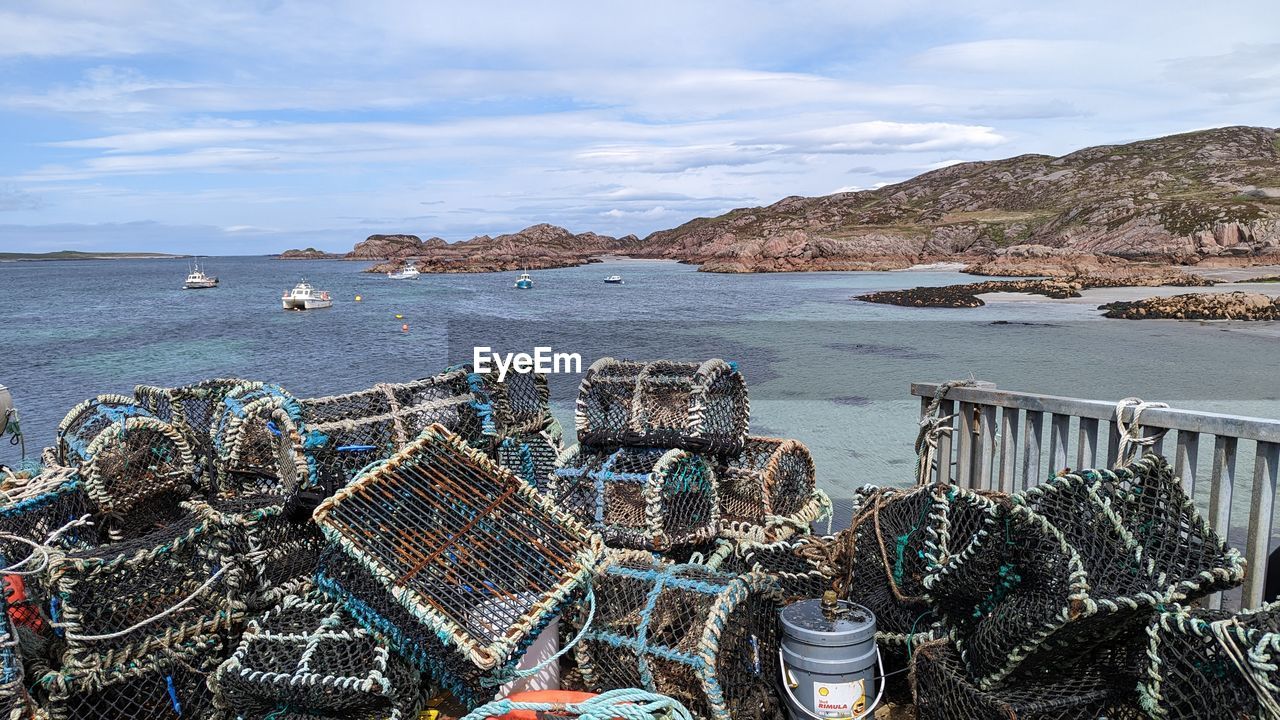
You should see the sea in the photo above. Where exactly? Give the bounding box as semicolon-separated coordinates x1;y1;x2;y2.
2;255;1278;505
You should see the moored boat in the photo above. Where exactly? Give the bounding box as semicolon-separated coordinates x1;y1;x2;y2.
386;262;421;280
514;271;533;289
182;259;218;289
604;274;623;284
282;280;332;310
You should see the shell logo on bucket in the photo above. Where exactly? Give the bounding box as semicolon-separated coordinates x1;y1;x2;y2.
813;680;865;718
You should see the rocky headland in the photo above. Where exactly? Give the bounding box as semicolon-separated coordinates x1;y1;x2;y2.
280;126;1280;279
857;271;1213;308
277;247;338;259
1099;291;1280;320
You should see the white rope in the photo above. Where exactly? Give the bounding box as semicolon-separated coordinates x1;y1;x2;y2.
914;380;975;484
1211;619;1280;719
63;564;228;641
0;514;94;575
1114;397;1169;467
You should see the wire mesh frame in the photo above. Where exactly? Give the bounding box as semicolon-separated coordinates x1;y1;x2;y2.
552;445;719;551
210;592;421;719
1138;603;1280;719
212;388;309;498
47;512;247;671
574;358;750;455
733;535;838;604
494;429;564;493
299;369;478;427
312;423;602;673
575;550;783;720
0;606;32;720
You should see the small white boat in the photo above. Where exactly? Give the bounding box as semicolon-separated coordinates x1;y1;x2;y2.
514;271;533;289
182;259;218;289
282;279;332;310
604;274;624;284
387;261;421;280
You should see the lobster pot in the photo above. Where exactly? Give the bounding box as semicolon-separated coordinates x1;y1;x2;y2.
576;551;782;720
1138;603;1280;719
575;358;749;454
718;438;829;541
468;369;556;437
737;535;836;604
42;635;222;720
299;370;487;493
494;430;563;492
211;385;308;498
54;394;145;465
46;511;246;670
212;592;421;719
552;445;718;551
136;378;263;487
0;602;32;720
188;497;324;613
910;640;1140;720
313;425;600;709
926;455;1244;688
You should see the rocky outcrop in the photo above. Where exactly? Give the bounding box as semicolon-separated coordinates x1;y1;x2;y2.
362;224;640;273
278;247;338;259
1100;291;1280;320
857;273;1213;308
346;234;447;260
639;126;1280;272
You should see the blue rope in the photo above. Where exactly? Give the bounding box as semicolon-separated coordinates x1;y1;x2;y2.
165;674;182;715
460;688;694;720
481;586;597;687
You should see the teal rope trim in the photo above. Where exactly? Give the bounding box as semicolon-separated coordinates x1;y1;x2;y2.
481;586;597;687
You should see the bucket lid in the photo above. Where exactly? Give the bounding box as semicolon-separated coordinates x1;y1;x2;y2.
780;597;876;647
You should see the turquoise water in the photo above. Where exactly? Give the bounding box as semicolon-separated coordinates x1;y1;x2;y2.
2;255;1278;500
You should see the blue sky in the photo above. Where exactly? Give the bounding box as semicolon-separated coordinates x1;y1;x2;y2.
0;1;1277;254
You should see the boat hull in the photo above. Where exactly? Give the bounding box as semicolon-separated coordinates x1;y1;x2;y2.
515;280;533;289
183;281;218;289
282;298;333;310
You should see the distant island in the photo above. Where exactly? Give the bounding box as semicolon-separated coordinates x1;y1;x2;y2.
0;250;187;262
283;125;1280;281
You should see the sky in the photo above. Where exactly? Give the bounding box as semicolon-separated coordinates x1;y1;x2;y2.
0;1;1277;254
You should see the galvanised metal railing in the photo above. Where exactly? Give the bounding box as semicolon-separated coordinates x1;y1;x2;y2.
911;381;1280;609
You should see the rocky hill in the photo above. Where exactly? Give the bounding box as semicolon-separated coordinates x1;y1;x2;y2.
278;247;338;259
637;126;1280;273
363;224;640;273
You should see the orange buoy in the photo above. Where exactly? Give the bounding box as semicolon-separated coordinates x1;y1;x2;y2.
488;691;600;720
401;323;409;332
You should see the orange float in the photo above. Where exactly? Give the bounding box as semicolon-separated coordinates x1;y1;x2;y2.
487;691;600;720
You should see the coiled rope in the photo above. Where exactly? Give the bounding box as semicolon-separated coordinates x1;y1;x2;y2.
460;688;694;720
914;380;975;484
1114;397;1169;467
1210;618;1280;719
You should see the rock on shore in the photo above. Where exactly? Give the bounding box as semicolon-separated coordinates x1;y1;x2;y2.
363;224;640;273
278;247;338;259
1099;291;1280;320
857;272;1212;308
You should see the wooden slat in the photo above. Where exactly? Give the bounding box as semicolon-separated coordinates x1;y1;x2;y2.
936;399;955;485
1207;435;1239;610
1244;441;1280;608
957;401;976;489
976;405;997;491
1105;421;1122;468
1173;430;1200;495
1022;411;1044;489
1077;417;1099;469
1049;414;1070;475
998;407;1020;494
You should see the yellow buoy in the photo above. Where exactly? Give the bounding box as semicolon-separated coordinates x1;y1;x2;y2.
355;295;362;302
395;314;403;319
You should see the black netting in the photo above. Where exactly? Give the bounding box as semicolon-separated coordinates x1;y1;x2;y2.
188;497;323;613
41;635;222;720
211;385;307;499
494;432;563;492
54;395;143;466
0;593;33;720
576;551;781;720
910;639;1142;720
47;512;245;670
1138;603;1280;719
136;378;263;491
312;425;597;709
552;446;718;551
468;369;556;437
575;358;749;455
212;592;421;719
738;535;836;604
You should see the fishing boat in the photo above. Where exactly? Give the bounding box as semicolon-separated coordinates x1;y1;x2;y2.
182;259;218;289
282;280;332;310
604;274;624;284
386;261;420;280
514;271;533;289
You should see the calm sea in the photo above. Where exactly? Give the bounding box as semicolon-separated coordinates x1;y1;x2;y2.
2;255;1278;500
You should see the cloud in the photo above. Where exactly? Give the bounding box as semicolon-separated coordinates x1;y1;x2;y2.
765;121;1005;154
909;39;1102;74
0;188;42;211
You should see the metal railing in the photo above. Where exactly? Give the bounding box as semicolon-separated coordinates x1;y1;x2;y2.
912;381;1280;609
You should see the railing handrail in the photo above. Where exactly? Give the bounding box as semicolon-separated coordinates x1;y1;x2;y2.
911;382;1280;444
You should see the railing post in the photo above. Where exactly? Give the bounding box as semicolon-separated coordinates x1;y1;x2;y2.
1244;441;1280;608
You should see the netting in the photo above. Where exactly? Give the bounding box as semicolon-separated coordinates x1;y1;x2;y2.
45;511;245;671
467;369;556;438
299;370;484;494
212;592;421;719
313;424;600;709
187;497;324;613
575;550;781;720
494;431;563;492
1138;603;1280;719
552;446;718;551
925;456;1243;688
136;378;263;489
910;639;1142;720
732;536;837;604
54;395;143;466
716;437;831;542
575;359;749;455
39;634;222;720
80;416;196;539
211;385;308;499
0;596;32;720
